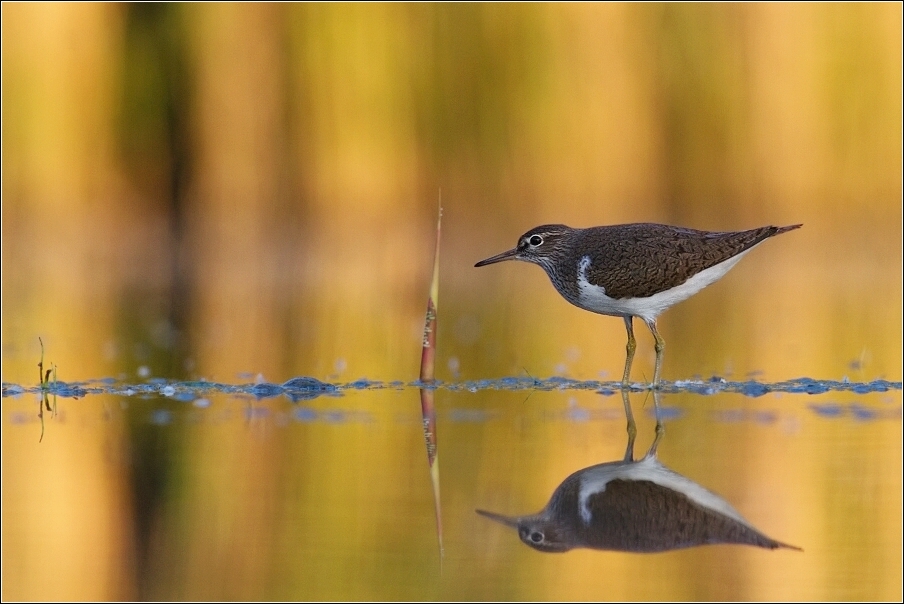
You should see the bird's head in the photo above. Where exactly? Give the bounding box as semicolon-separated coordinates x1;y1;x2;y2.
476;508;574;553
475;224;574;271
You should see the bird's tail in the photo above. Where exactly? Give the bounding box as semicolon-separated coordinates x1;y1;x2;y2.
771;224;803;236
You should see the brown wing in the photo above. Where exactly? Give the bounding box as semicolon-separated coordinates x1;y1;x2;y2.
578;479;796;552
580;223;801;299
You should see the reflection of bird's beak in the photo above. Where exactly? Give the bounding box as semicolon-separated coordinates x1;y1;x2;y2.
476;509;520;528
475;248;519;267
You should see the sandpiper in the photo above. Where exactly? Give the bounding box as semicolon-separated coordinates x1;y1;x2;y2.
476;449;802;553
475;222;801;386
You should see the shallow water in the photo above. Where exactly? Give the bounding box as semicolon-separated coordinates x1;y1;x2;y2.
3;4;902;600
2;378;900;600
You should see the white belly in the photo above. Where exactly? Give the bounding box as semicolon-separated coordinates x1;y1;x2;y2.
575;249;753;322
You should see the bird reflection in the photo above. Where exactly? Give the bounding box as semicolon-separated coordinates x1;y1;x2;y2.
477;391;801;553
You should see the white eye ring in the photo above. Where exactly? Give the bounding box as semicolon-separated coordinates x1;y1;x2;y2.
529;235;543;246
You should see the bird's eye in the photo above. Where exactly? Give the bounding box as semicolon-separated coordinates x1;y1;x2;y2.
530;531;544;543
529;235;543;246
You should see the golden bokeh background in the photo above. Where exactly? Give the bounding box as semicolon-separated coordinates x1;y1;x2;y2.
2;3;901;600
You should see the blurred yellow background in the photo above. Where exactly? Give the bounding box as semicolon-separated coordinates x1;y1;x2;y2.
2;3;901;600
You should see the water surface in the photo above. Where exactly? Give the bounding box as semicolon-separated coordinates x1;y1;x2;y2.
2;378;900;600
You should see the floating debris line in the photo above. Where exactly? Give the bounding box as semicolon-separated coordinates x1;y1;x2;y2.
2;376;900;402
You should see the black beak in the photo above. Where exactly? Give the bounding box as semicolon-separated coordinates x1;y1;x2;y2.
475;247;519;267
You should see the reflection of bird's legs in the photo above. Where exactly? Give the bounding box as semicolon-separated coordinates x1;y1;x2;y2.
645;318;665;388
647;389;665;458
621;389;636;462
622;316;636;388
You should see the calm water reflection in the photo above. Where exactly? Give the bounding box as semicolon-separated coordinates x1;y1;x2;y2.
2;384;900;599
477;392;802;553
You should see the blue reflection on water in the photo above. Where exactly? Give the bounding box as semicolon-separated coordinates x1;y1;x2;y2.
2;375;901;429
149;409;172;425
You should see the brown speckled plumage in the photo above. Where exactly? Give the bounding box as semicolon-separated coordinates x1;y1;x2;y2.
543;476;791;552
475;221;801;385
582;224;796;298
497;223;801;302
477;457;802;554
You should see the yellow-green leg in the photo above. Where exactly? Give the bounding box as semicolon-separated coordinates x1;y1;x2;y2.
620;389;637;462
622;316;636;388
648;389;665;457
645;319;665;389
620;317;638;459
